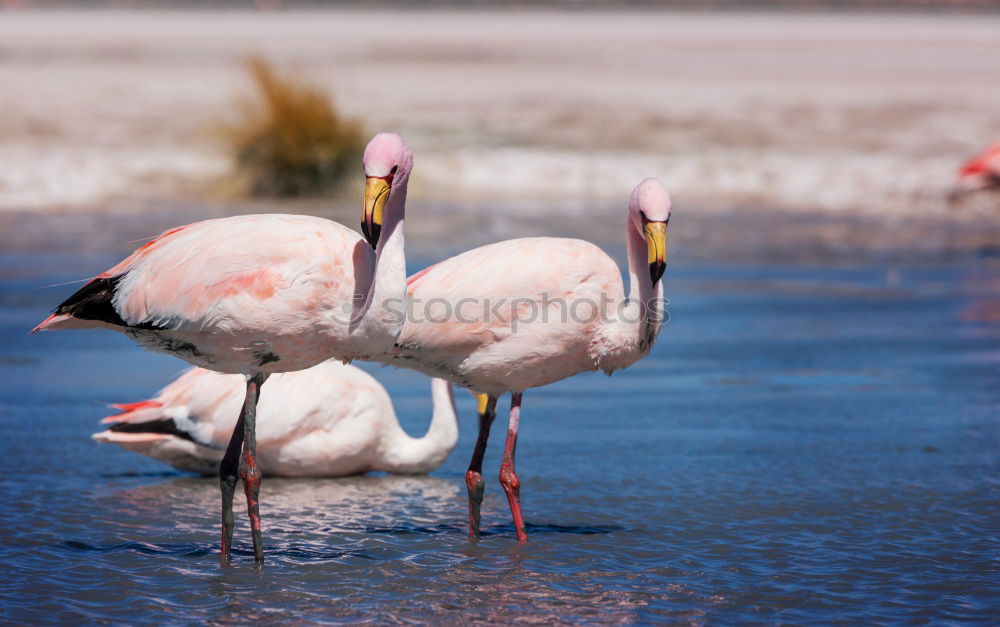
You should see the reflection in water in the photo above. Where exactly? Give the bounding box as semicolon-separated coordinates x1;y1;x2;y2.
109;475;462;534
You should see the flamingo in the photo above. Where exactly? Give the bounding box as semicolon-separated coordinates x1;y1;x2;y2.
390;178;671;542
32;132;414;564
94;361;458;478
953;142;1000;197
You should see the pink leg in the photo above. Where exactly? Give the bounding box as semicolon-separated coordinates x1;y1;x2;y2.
499;392;528;542
220;373;266;566
238;373;268;564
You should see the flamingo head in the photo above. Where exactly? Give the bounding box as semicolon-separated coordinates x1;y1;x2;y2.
628;178;671;286
362;132;414;248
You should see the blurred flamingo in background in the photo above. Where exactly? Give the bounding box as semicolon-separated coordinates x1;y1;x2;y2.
388;178;672;542
95;361;458;478
952;142;1000;199
32;132;414;564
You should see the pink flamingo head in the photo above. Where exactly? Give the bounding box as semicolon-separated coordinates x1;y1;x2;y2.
629;177;671;223
628;178;671;286
361;133;414;248
363;132;414;182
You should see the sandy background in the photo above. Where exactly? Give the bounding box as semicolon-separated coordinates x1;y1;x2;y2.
0;9;998;220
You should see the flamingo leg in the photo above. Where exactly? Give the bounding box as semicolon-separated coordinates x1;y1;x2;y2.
239;373;268;564
219;392;248;566
219;373;267;566
465;394;498;540
499;392;527;542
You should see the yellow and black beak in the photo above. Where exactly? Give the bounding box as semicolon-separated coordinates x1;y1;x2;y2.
362;176;392;248
644;219;668;286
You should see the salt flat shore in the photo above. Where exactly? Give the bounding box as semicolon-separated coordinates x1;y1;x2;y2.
0;9;998;222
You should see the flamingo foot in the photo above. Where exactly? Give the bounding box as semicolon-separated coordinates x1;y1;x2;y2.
465;470;486;540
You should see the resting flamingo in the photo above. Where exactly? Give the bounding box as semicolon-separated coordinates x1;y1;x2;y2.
390;178;671;542
95;362;458;478
32;132;414;564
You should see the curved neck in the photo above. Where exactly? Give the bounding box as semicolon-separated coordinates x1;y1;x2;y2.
378;379;458;474
622;217;664;347
358;182;407;350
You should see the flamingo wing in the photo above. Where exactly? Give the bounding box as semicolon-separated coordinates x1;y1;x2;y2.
399;237;622;361
38;214;368;335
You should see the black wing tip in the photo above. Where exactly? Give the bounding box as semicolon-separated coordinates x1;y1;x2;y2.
107;418;197;444
52;275;128;327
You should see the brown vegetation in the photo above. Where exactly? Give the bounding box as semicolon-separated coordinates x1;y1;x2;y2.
219;57;363;198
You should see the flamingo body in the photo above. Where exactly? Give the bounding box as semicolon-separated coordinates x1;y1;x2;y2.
397;237;645;396
36;214;390;374
94;362;458;477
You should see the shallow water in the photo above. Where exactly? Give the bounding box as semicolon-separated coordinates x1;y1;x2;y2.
1;220;998;622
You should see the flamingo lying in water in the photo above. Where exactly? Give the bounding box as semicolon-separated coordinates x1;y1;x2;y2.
33;132;414;564
95;361;458;478
390;178;672;542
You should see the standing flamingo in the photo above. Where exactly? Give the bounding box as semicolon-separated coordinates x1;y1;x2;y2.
390;178;671;542
32;132;414;564
95;362;458;478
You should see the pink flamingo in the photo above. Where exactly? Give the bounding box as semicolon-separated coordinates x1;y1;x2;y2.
95;362;458;478
954;142;1000;197
390;178;671;542
33;132;414;564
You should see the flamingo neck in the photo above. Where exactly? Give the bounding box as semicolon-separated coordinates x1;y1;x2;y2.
359;183;407;352
621;217;664;351
378;379;458;474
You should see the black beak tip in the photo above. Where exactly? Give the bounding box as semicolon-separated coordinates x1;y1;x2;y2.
361;221;381;249
649;261;666;286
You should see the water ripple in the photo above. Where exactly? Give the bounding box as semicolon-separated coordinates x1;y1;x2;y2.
2;261;998;621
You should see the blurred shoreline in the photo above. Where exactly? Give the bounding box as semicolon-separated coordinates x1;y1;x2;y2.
0;8;997;258
2;197;998;266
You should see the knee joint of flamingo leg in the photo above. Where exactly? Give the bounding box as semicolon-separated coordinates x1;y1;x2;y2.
465;470;485;501
240;464;262;486
221;473;238;493
498;463;519;493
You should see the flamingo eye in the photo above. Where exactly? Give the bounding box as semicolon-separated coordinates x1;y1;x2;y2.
390;165;399;175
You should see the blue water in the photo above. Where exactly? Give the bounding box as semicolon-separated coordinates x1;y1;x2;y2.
0;219;998;622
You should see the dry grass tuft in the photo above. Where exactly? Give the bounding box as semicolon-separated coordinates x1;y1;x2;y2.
220;57;364;198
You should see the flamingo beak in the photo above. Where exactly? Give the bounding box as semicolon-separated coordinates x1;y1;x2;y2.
362;176;391;248
644;220;667;286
